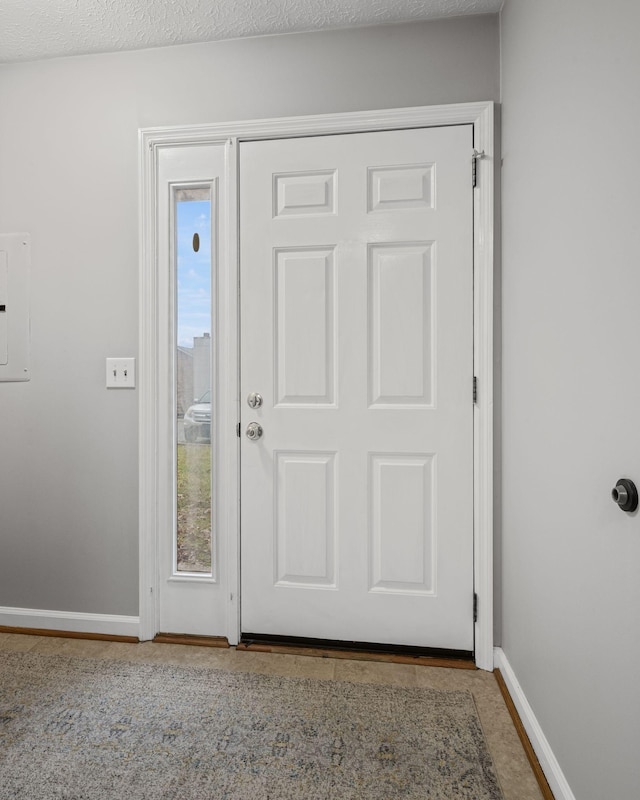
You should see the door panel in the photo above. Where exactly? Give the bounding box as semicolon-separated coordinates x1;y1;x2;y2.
240;126;473;650
275;247;336;405
275;451;337;587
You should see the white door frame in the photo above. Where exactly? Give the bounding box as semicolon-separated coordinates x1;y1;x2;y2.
139;101;495;670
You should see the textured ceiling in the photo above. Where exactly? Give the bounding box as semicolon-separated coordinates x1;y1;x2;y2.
0;0;503;64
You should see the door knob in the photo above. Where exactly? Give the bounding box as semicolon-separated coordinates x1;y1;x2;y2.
246;422;263;441
611;478;638;512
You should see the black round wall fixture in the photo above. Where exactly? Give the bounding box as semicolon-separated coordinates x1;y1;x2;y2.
193;232;200;253
611;478;638;512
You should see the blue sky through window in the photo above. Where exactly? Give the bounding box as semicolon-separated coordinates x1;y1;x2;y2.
176;199;211;349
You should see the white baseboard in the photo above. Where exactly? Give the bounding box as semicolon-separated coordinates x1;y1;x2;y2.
493;647;576;800
0;606;140;639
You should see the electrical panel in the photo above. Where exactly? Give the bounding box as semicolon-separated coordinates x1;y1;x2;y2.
0;234;30;382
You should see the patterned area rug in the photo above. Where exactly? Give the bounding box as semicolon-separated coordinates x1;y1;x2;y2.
0;652;503;799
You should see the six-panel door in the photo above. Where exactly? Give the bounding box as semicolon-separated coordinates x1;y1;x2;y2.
240;126;474;650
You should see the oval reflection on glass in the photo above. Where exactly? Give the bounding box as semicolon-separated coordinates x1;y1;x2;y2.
193;232;200;253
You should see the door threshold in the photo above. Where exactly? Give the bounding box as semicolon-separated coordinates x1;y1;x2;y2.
238;634;475;670
153;633;230;648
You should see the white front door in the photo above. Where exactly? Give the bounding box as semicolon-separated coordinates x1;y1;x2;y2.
240;125;474;651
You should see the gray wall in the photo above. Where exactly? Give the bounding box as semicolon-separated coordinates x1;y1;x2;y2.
0;16;499;616
501;1;640;797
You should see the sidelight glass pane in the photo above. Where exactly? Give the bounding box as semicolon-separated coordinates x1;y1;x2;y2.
175;187;213;574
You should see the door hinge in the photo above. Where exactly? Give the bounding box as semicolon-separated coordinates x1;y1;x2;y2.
472;149;485;188
236;422;241;438
473;593;478;623
473;376;478;404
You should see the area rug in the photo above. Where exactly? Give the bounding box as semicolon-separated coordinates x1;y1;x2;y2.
0;651;503;799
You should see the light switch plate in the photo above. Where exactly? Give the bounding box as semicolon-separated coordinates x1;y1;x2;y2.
106;357;136;388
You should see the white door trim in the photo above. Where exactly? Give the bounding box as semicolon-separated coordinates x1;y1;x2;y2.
139;101;495;670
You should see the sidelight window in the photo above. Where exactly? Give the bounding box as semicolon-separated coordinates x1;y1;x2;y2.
174;187;213;574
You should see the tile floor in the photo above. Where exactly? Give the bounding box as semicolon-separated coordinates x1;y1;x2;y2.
0;632;545;800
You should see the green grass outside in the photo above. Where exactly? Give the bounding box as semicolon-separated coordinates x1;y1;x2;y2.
176;443;212;573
